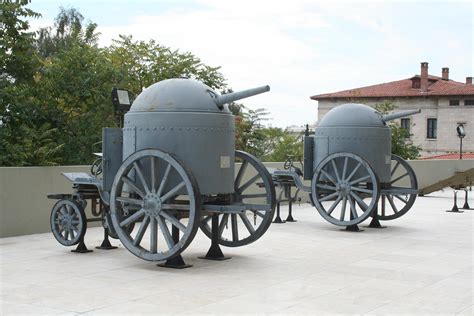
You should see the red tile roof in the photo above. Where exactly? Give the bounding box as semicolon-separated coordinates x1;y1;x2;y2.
311;75;474;100
421;153;474;160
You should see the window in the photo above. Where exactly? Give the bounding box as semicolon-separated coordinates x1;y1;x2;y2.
427;118;437;139
449;100;460;106
465;99;474;106
401;118;410;138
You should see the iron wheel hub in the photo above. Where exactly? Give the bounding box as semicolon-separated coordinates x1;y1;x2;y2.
337;181;351;197
143;193;162;216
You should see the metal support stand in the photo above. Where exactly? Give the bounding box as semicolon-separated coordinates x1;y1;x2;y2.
367;206;386;229
96;228;118;250
446;190;463;213
343;211;364;232
273;203;285;223
199;214;231;261
461;188;473;210
158;225;192;269
285;187;297;222
71;237;93;253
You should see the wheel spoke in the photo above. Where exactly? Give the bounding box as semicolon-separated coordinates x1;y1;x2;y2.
160;211;186;232
160;182;186;202
255;211;265;218
320;169;337;185
64;230;69;240
350;186;373;194
340;196;347;218
120;209;145;227
349;175;371;186
339;196;351;222
69;229;74;239
391;160;401;176
238;174;261;193
331;160;341;182
219;214;229;237
239;213;256;234
116;196;143;206
348;196;358;219
386;195;398;214
133;161;150;194
122;176;145;198
345;162;362;181
316;183;337;191
326;195;342;216
235;161;248;188
157;216;174;249
349;192;369;210
150;156;156;193
381;195;386;216
133;216;150;246
393;194;409;204
341;157;348;180
202;215;212;226
157;163;171;196
231;214;239;241
149;216;157;253
319;191;339;202
391;172;409;184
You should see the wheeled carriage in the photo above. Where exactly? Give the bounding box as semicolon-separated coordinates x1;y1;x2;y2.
273;103;420;229
48;79;276;266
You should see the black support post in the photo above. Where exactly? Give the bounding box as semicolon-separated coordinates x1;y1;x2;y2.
199;214;231;261
158;225;192;269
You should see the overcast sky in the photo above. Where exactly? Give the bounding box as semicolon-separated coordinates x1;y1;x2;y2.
28;0;473;128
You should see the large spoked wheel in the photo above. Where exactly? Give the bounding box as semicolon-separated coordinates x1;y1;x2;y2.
110;149;201;262
200;150;276;247
50;199;87;246
376;155;418;220
312;152;380;226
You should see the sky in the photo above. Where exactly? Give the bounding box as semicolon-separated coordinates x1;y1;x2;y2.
27;0;473;128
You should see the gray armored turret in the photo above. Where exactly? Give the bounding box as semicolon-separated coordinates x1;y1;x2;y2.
309;103;420;184
123;79;270;195
300;103;420;227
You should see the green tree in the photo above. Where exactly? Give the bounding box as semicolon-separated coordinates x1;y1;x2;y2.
375;101;421;160
107;35;226;95
0;0;64;166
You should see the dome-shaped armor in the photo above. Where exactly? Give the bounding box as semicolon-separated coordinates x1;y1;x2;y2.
130;79;230;113
318;103;385;127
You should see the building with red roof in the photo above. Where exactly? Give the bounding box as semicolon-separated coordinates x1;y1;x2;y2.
311;62;474;158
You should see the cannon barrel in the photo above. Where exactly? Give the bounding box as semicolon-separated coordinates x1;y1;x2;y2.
215;85;270;106
382;109;421;122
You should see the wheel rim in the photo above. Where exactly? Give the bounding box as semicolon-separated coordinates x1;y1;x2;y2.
377;155;417;220
312;152;379;226
200;150;276;247
50;199;86;246
110;149;200;262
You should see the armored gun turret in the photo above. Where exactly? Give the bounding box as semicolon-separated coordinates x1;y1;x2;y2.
48;78;276;267
302;103;420;227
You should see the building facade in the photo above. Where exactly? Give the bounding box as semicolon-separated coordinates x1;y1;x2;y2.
311;62;474;157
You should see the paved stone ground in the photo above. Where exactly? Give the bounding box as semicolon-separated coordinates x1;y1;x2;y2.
1;189;473;315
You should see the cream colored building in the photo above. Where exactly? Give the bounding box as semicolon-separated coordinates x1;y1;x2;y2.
311;62;474;157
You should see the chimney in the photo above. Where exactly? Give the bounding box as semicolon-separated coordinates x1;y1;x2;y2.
442;67;449;80
420;62;429;92
467;77;473;85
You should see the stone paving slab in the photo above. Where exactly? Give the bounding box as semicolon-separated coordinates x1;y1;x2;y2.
1;189;472;315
